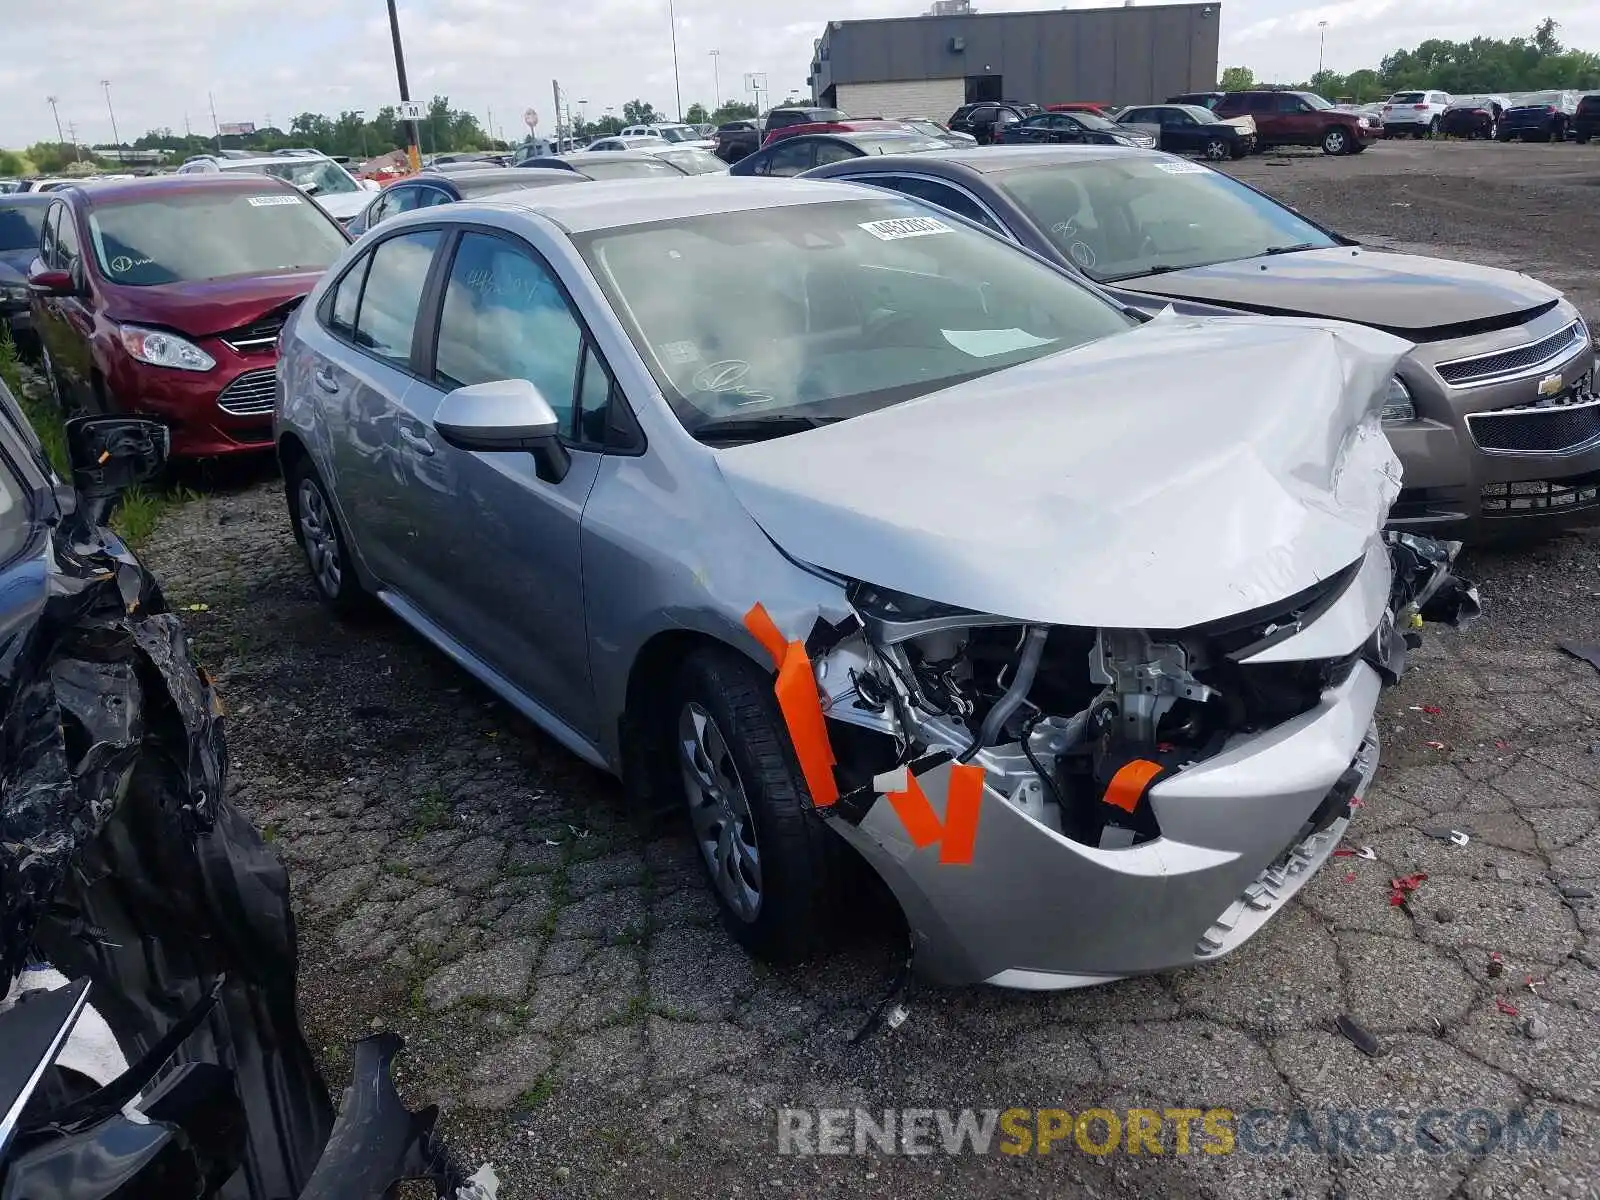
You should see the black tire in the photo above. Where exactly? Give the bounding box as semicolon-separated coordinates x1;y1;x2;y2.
284;454;370;617
1202;136;1230;161
671;646;849;963
1428;116;1440;138
1497;132;1513;143
1321;126;1352;155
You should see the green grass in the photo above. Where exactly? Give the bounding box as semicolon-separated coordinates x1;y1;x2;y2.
409;787;454;836
515;1073;557;1110
0;333;68;477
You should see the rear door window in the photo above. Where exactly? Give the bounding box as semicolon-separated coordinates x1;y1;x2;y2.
763;141;816;177
351;229;441;366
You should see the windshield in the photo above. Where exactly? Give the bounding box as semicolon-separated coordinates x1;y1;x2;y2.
575;198;1135;436
655;126;698;143
995;158;1337;282
577;158;683;180
86;190;349;286
1299;93;1333;110
1515;92;1563;107
0;204;47;252
656;148;727;174
1186;107;1221;124
227;158;360;196
853;135;955;155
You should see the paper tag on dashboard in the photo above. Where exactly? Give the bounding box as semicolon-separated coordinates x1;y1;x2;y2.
858;216;952;240
247;194;303;206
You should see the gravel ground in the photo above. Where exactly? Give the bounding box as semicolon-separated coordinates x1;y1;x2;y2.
130;139;1600;1199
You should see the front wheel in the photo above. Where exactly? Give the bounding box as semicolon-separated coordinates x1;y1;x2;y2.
1202;136;1230;161
1321;126;1351;155
1428;117;1440;137
286;456;370;617
672;647;849;963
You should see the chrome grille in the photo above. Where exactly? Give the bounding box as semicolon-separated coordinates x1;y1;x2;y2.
1436;320;1585;386
1467;396;1600;454
220;314;286;354
216;368;277;416
1482;473;1600;516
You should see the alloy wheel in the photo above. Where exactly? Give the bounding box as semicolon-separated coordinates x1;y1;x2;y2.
679;702;762;922
297;477;343;598
1204;138;1229;161
1324;128;1348;154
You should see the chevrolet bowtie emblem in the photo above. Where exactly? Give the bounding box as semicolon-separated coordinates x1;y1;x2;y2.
1537;372;1565;398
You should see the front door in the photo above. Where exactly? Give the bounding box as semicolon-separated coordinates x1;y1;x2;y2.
404;228;605;736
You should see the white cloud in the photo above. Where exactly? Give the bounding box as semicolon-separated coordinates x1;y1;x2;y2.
2;0;1597;148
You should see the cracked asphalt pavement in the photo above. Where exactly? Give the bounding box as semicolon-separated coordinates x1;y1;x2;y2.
135;140;1600;1199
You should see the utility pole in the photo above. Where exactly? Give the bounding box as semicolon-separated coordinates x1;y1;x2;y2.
667;0;683;121
100;80;121;160
709;49;721;111
66;120;81;163
1317;20;1328;79
552;80;563;146
46;95;65;147
354;110;369;158
208;91;222;153
387;0;422;172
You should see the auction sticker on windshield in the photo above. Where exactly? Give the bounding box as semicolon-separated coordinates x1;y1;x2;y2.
859;216;952;241
1154;159;1209;174
246;194;304;207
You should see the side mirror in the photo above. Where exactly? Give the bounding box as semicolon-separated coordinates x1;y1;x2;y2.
433;378;570;483
28;265;76;296
65;416;169;507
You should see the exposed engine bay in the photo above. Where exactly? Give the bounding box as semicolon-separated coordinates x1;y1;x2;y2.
808;531;1479;855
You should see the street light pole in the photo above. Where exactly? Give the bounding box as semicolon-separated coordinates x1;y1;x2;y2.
667;0;683;121
709;49;721;111
100;80;121;160
386;0;422;172
46;96;65;147
1317;20;1328;79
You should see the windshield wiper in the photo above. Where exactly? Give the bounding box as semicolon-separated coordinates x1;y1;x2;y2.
1262;242;1321;255
689;413;835;445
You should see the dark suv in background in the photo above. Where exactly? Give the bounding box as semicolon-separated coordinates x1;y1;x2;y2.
948;101;1041;144
1577;93;1600;143
1213;90;1379;155
713;108;847;162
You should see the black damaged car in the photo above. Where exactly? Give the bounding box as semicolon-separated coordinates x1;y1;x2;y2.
0;377;489;1199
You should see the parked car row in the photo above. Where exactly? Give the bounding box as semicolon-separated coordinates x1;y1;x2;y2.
1;136;1590;993
1383;88;1600;142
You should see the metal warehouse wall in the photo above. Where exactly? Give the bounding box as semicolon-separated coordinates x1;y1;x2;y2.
813;3;1220;108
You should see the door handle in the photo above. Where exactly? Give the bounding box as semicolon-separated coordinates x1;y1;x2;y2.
398;427;435;456
314;367;340;394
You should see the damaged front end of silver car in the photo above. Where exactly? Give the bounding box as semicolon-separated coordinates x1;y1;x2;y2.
724;316;1481;990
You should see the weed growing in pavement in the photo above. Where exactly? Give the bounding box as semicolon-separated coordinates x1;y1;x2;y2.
409;787;453;836
516;1073;557;1110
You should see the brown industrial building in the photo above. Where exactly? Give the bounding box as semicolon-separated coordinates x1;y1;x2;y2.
809;2;1222;119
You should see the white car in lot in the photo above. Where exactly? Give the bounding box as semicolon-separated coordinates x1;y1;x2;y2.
618;122;717;150
1381;90;1454;137
175;154;377;224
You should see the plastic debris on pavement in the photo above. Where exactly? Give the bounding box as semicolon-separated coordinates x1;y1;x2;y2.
1488;952;1505;979
1335;1014;1384;1058
1389;873;1427;906
1496;997;1520;1017
1426;740;1447;750
1557;641;1600;672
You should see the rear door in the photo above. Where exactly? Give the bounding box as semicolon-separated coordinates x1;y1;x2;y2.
309;226;445;593
759;140;817;176
43;201;96;411
1245;93;1281;140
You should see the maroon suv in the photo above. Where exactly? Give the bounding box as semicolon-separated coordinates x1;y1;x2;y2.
28;174;350;458
1213;90;1379;155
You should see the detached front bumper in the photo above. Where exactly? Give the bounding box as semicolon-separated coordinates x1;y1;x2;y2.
832;664;1383;988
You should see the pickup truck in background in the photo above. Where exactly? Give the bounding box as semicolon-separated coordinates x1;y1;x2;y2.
712;108;849;162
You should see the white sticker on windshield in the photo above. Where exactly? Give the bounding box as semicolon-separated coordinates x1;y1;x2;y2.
942;328;1055;357
1154;159;1209;174
246;194;303;207
661;340;700;365
858;216;952;241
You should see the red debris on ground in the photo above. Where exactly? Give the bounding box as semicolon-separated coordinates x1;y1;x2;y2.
1422;705;1443;714
1389;873;1428;906
1496;997;1520;1017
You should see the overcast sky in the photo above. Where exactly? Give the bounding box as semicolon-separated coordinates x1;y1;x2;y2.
3;0;1597;147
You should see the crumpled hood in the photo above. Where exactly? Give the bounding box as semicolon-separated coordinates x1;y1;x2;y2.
101;269;324;339
1113;248;1559;332
716;313;1410;629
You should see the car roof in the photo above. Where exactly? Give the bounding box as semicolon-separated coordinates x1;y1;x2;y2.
213;155;338;167
446;168;586;194
556;151;677;164
827;144;1152;173
0;192;52;207
458;175;874;234
45;172;305;206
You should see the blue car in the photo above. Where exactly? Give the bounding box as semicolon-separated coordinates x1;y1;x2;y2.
1497;91;1579;142
0;193;49;356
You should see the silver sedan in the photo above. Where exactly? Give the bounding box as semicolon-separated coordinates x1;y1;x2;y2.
274;177;1475;988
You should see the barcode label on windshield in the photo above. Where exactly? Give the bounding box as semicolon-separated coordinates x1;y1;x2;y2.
246;194;303;207
858;216;952;240
1155;159;1209;174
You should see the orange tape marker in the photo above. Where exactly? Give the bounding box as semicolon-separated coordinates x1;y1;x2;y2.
1103;759;1163;814
886;763;985;865
744;602;839;808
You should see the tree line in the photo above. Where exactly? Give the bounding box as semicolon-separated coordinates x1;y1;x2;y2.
1221;18;1600;102
5;94;766;176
